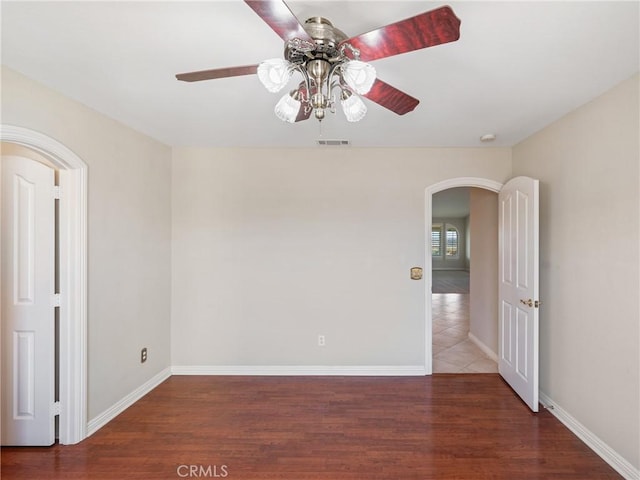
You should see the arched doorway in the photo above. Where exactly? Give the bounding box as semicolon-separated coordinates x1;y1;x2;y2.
424;177;502;374
1;125;87;444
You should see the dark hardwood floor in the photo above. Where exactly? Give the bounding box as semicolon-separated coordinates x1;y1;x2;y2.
1;374;622;479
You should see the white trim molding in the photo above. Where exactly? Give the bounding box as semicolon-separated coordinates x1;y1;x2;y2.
1;125;88;445
87;368;172;437
468;332;498;362
171;365;427;376
539;391;639;480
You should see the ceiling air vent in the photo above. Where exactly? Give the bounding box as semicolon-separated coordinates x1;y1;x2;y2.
317;139;350;146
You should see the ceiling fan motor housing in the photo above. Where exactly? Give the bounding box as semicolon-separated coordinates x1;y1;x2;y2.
282;17;355;120
304;17;347;46
284;17;349;65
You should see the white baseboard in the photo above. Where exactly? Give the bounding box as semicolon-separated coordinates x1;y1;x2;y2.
468;332;498;362
539;391;639;480
87;367;171;437
171;365;426;376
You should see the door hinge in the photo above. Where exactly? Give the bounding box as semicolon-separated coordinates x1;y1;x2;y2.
52;293;61;308
53;401;61;416
53;186;61;200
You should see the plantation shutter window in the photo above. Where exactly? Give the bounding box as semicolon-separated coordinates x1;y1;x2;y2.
446;226;459;257
432;224;442;256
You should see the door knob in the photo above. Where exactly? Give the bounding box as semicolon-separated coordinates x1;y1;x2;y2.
519;299;541;308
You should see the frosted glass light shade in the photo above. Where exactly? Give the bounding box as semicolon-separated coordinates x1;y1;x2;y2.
342;60;376;94
274;92;301;123
341;92;367;122
257;58;293;93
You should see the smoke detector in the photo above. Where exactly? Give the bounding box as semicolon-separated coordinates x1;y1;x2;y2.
480;134;496;142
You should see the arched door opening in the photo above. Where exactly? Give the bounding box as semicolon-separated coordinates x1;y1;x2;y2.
1;126;87;445
424;178;501;374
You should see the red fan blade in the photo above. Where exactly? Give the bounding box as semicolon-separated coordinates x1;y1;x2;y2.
293;84;312;122
176;65;258;82
341;6;460;62
295;106;312;122
363;79;419;115
244;0;311;42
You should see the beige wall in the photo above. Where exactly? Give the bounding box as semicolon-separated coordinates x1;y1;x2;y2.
1;67;173;419
469;188;498;354
512;74;640;469
171;147;511;367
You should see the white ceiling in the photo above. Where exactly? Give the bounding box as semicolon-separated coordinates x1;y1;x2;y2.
433;187;470;218
1;1;638;148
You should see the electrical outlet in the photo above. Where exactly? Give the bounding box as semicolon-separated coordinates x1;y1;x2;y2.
141;347;148;363
318;335;325;347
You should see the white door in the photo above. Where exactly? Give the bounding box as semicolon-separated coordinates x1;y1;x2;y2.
1;155;56;445
498;176;539;412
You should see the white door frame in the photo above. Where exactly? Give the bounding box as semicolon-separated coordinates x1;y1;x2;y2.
424;177;503;374
1;125;87;444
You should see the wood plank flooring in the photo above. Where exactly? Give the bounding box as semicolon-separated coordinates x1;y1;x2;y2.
1;375;622;479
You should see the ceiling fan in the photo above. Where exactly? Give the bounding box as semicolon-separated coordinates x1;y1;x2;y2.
176;1;461;123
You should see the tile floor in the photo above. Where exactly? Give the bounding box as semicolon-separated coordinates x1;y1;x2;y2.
432;293;498;373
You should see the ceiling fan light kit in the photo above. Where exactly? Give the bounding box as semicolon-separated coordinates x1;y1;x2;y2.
341;60;377;95
340;90;368;123
257;58;293;92
176;1;461;126
257;26;377;123
275;88;303;123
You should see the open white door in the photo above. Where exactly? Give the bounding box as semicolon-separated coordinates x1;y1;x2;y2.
1;155;56;445
498;176;539;412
